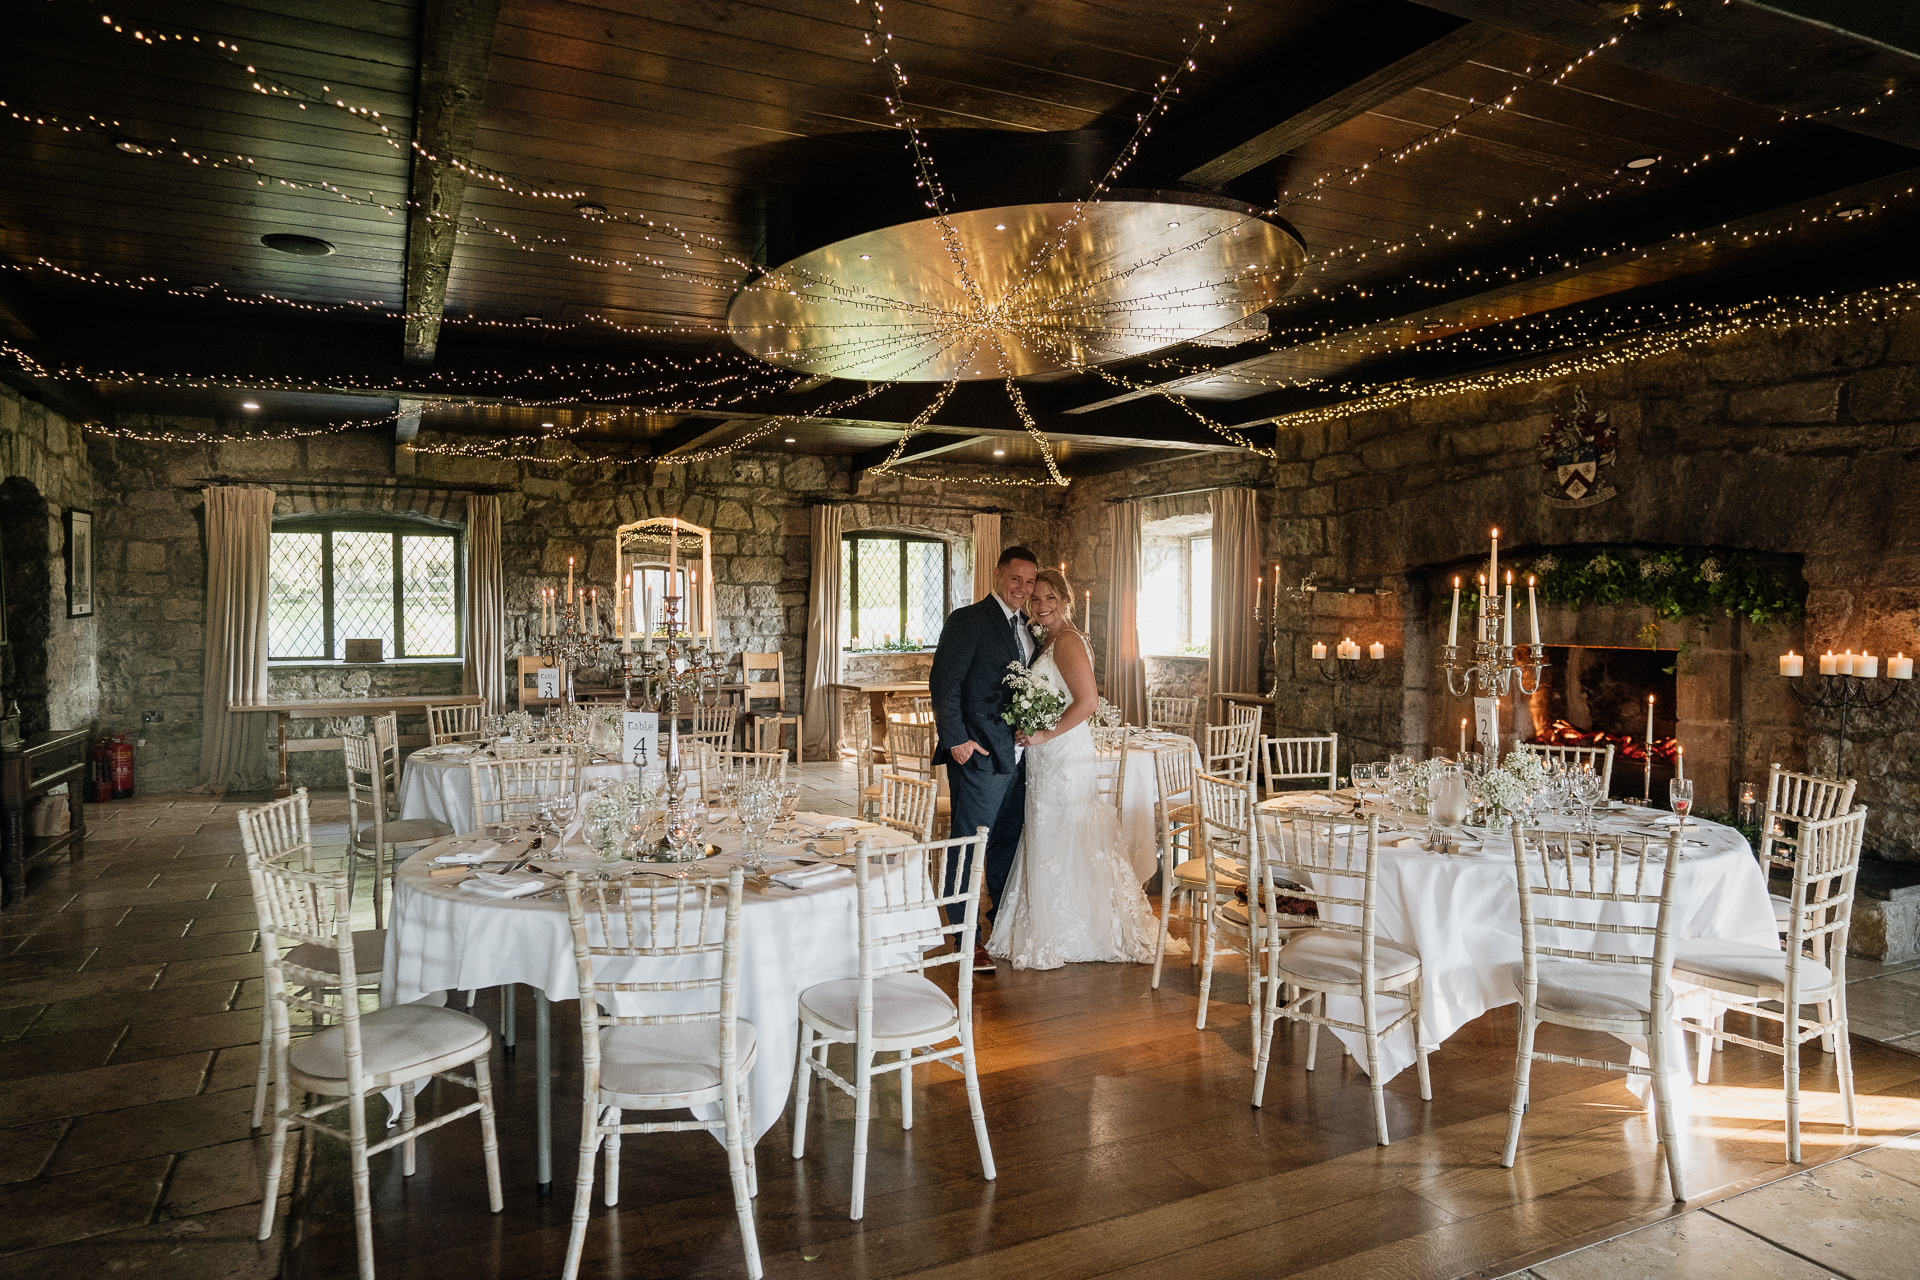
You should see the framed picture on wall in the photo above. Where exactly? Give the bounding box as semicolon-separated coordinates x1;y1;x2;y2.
66;508;94;618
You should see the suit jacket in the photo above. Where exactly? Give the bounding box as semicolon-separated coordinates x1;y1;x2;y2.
930;595;1027;776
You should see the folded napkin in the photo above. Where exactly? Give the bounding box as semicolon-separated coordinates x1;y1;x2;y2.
459;871;547;899
433;839;508;865
1380;835;1428;850
771;863;849;890
1645;813;1685;826
818;817;864;831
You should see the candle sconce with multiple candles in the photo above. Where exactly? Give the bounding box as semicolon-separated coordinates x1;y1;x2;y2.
1313;636;1388;683
1439;527;1546;699
1776;646;1912;776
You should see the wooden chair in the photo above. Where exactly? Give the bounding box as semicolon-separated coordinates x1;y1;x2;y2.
1259;733;1339;797
251;837;503;1272
1198;770;1315;1030
518;655;567;710
864;721;945;832
1760;763;1858;935
877;772;937;842
1681;805;1865;1162
1501;825;1688;1199
240;788;387;1130
886;695;933;724
1520;742;1614;796
559;866;761;1280
1204;721;1259;784
343;733;452;928
741;651;802;765
428;702;485;745
792;829;996;1221
1253;814;1430;1146
1148;695;1199;741
1149;744;1205;989
468;752;585;831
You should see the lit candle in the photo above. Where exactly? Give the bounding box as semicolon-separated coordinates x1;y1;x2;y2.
1477;572;1486;619
1645;695;1655;754
1778;650;1803;677
1460;718;1468;757
1890;652;1913;680
1489;527;1499;599
1255;575;1262;622
1369;641;1385;660
1840;649;1855;676
1083;590;1091;630
1528;575;1540;647
1343;637;1359;660
1676;745;1685;781
1448;576;1460;648
1858;652;1879;678
567;557;574;604
1312;641;1327;660
1503;571;1514;647
1819;650;1839;675
588;587;597;634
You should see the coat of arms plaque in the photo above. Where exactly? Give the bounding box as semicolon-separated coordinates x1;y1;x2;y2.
1536;389;1618;508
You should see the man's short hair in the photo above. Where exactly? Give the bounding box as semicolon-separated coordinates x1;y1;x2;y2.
998;545;1040;570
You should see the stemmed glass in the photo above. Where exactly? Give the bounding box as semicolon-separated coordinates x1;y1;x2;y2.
738;782;778;865
1572;766;1605;834
777;781;802;825
1669;779;1695;831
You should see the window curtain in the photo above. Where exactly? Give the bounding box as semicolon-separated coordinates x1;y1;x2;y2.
462;493;506;715
194;486;274;792
1208;487;1260;713
1106;500;1148;726
802;503;843;761
971;512;1000;602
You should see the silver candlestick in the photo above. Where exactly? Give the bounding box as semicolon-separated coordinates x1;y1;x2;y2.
621;593;728;855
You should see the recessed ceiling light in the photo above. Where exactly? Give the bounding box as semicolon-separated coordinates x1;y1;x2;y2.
993;448;1005;456
1168;220;1181;228
260;233;334;256
784;436;796;443
575;202;607;217
242;401;260;410
1625;155;1659;170
523;314;544;322
541;422;555;428
859;254;871;261
994;224;1007;231
113;137;154;155
1836;205;1869;220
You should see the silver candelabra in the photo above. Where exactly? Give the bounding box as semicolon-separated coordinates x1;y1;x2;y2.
613;593;729;852
1440;588;1544;699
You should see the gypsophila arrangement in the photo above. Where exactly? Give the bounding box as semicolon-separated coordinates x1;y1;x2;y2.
1406;758;1449;791
501;710;536;740
1002;661;1069;736
1472;767;1529;816
1501;749;1548;790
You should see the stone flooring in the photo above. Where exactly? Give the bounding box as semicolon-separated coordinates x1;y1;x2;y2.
1500;1133;1920;1279
1835;955;1920;1052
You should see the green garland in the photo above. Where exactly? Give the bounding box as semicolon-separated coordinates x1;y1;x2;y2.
1470;547;1802;626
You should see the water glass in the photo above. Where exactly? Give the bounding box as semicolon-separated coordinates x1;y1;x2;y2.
777;782;801;823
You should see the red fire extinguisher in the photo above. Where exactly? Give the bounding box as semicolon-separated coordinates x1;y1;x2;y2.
109;733;134;800
89;737;113;803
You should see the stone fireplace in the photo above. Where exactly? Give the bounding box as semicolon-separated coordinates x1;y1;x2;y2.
1526;644;1677;801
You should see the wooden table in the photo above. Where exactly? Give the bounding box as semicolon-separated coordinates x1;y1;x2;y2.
827;681;930;748
231;695;486;797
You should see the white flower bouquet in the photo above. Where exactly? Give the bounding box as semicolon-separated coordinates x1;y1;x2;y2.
1001;661;1068;736
1501;749;1548;790
1472;766;1529;818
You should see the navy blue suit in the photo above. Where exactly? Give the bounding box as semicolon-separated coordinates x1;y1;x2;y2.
930;595;1030;923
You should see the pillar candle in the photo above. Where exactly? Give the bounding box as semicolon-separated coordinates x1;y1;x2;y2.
1312;641;1327;660
1819;650;1838;675
1528;575;1540;647
1858;652;1879;678
1779;650;1802;677
1448;577;1460;648
1840;649;1855;675
1889;653;1913;680
1369;641;1385;660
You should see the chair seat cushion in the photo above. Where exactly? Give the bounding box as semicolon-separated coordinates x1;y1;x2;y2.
1516;956;1657;1022
1275;928;1421;987
799;974;957;1039
1672;937;1835;997
1217;901;1318;932
360;818;454;846
289;1003;489;1083
598;1020;759;1100
284;928;386;979
1173;857;1246;888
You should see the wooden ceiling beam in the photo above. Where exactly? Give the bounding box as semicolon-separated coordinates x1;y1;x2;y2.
401;0;502;367
648;417;746;459
847;432;981;481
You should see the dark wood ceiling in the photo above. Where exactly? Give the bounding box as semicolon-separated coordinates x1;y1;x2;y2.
3;0;1919;483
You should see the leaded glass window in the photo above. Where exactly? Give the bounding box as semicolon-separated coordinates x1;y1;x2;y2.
840;533;950;649
268;518;463;660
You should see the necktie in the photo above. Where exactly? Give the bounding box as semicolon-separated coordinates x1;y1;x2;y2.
1010;611;1026;662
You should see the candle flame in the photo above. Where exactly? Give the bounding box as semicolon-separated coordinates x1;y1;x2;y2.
1529;574;1536;585
1491;527;1499;538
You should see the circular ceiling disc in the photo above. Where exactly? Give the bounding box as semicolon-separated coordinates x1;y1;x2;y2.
726;200;1305;383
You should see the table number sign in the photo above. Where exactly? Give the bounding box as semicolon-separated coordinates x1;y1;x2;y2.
536;667;562;699
1473;696;1501;758
622;710;659;767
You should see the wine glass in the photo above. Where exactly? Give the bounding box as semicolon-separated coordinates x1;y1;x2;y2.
777;781;802;825
1573;766;1605;834
739;783;778;862
1669;779;1695;831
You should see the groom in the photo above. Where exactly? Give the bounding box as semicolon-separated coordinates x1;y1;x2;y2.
930;545;1040;974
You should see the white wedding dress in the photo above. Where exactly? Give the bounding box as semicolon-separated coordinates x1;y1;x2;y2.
987;634;1159;970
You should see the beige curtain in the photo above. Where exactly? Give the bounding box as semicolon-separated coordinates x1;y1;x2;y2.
462;494;506;715
194;486;274;792
1208;487;1260;710
971;512;1000;602
802;503;843;761
1106;501;1148;725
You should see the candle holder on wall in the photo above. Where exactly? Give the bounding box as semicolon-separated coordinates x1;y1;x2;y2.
1782;673;1908;777
1318;654;1385;684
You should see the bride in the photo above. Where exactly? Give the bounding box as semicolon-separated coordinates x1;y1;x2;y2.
986;569;1158;970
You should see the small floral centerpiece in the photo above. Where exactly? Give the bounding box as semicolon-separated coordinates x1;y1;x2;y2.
1002;661;1068;736
583;777;657;859
500;710;535;741
1471;767;1529;824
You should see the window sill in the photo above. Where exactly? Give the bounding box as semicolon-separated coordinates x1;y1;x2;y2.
1144;652;1211;661
269;658;464;669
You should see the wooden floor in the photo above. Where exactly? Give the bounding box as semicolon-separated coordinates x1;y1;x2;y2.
6;787;1920;1280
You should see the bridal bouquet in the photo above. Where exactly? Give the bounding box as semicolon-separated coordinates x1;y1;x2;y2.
1001;661;1068;736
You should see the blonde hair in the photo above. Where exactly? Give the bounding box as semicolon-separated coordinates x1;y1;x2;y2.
1030;569;1074;626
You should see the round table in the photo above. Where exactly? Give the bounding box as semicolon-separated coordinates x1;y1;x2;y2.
1256;795;1778;1083
1108;732;1199;882
397;744;639;835
381;812;930;1187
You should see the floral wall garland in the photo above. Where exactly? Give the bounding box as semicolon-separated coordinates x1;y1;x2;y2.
1468;546;1803;626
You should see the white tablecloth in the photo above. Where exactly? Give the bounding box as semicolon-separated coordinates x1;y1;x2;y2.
1256;797;1778;1083
1110;733;1199;882
398;746;639;835
381;813;932;1142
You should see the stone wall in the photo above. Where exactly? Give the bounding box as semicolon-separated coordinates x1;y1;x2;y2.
1056;313;1920;862
1144;655;1208;733
0;386;97;737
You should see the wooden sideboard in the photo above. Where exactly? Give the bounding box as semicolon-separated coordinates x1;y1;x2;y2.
1;725;89;907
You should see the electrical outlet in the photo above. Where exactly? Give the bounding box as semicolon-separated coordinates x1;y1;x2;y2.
137;738;146;748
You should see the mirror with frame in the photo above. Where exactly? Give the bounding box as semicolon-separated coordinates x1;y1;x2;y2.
616;517;714;639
